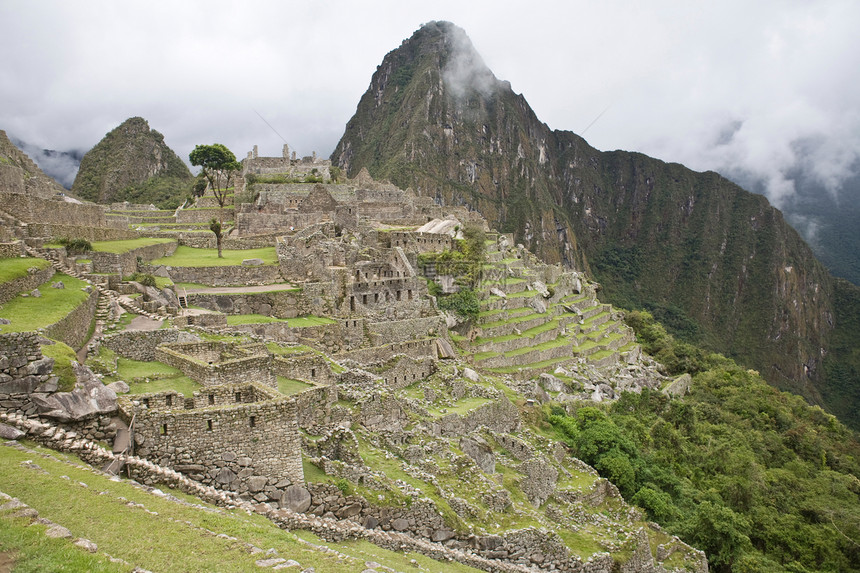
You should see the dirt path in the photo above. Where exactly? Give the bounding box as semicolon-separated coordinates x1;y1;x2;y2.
125;316;163;330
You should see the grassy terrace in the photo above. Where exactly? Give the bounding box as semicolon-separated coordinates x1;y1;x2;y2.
227;315;336;327
84;238;176;254
150;245;278;267
0;273;89;333
0;441;482;573
0;257;50;284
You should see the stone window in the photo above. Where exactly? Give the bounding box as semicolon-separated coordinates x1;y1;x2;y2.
362;294;367;305
311;368;316;378
207;420;213;431
249;416;256;428
165;395;172;407
396;290;401;301
161;423;168;436
235;392;242;403
350;296;355;311
209;394;215;405
142;398;150;408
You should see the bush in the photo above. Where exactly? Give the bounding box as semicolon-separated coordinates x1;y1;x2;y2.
58;238;92;256
437;287;480;320
130;273;156;287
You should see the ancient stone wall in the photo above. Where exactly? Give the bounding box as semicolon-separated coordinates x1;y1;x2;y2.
155;341;276;388
389;231;454;254
175;207;235;224
187;289;311;318
371;355;436;391
25;224;137;241
0;263;54;306
89;241;176;276
272;352;337;386
0;193;107;227
120;384;304;497
178;234;277;250
43;289;98;350
293;383;337;430
366;316;446;347
101;329;199;362
0;242;24;258
336;338;438;364
144;263;283;287
0;332;55;416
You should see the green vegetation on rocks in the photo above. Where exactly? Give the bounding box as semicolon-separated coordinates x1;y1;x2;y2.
71;117;192;206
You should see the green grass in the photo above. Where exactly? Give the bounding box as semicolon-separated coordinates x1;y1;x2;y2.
89;238;175;254
1;441;462;573
0;273;90;333
0;257;50;284
150;246;277;267
277;377;312;396
39;342;78;392
108;357;200;397
226;314;287;326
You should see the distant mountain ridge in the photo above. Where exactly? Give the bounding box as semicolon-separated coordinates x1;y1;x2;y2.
333;21;860;428
71;117;192;207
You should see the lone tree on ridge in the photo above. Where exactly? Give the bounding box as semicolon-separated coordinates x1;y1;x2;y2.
189;143;241;212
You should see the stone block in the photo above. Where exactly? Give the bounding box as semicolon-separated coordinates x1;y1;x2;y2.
282;485;311;513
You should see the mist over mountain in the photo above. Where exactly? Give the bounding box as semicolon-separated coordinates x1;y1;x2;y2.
333;21;860;429
9;136;83;189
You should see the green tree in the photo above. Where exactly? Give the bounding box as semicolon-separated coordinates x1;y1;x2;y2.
189;144;241;211
209;218;223;258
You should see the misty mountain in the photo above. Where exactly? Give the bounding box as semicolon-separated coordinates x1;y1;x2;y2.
333;21;860;429
9;136;83;189
729;164;860;286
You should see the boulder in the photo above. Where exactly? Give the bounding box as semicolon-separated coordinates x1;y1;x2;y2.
531;281;550;298
0;423;25;440
247;476;268;493
107;381;130;394
489;287;507;299
30;289;41;298
460;435;495;474
281;485;311;513
31;363;117;422
462;368;480;382
242;258;264;266
51;281;65;289
538;373;564;393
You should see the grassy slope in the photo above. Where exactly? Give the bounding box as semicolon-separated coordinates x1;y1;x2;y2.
0;273;89;333
150;246;278;267
0;258;50;284
0;441;482;573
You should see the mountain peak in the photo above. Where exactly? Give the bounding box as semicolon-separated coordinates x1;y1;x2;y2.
71;116;191;206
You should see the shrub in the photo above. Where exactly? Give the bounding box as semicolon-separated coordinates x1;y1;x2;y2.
130;273;156;287
58;238;92;255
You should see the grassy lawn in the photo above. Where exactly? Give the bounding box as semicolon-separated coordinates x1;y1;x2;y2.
277;377;312;396
91;238;175;253
227;315;336;327
149;246;278;267
0;257;50;284
1;441;448;573
0;273;90;333
107;357;201;397
40;342;78;392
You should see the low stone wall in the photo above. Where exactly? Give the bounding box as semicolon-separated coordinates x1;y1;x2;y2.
188;289;310;318
336;338;438;364
272;352;337;386
0;242;23;258
389;231;454;254
0;263;54;306
175;207;235;224
89;241;176;276
43;289;98;350
178;234;278;250
427;397;521;438
101;329;200;362
1;193;106;227
146;264;283;287
293;383;337;430
155;341;276;388
0;332;55;417
26;224;137;242
366;316;446;347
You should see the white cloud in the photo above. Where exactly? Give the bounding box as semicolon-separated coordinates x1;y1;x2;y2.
1;0;858;207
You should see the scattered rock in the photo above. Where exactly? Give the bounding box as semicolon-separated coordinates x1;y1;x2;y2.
30;289;41;298
74;538;98;552
51;281;65;289
242;258;264;266
107;380;130;394
0;423;25;440
462;367;480;382
45;524;73;539
282;485;311;513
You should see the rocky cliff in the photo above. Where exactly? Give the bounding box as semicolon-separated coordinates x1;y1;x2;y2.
332;21;860;425
0;130;68;199
71;117;192;206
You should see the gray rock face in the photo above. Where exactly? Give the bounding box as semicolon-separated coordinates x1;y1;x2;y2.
459;435;495;473
30;362;117;421
462;368;480;382
107;380;130;394
242;258;264;266
282;485;311;513
538;373;564;393
519;457;558;507
0;423;25;440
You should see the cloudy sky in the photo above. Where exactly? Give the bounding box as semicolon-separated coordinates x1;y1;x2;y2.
2;0;859;208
